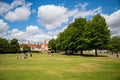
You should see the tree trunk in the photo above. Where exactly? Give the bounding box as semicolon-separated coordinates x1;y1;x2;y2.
95;49;98;56
111;51;113;55
116;52;119;58
54;49;56;53
80;50;83;55
65;50;68;54
71;50;74;54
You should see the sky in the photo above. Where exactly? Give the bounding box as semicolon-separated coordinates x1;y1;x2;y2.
0;0;120;43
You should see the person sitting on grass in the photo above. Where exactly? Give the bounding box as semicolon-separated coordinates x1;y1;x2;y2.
24;52;28;59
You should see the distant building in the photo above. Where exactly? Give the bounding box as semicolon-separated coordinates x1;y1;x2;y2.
19;41;48;52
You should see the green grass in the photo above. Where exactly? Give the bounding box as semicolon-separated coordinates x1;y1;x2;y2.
0;53;120;80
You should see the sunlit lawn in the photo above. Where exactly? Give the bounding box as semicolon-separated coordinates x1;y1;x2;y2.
0;53;120;80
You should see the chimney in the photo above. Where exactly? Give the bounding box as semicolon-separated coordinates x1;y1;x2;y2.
28;41;30;44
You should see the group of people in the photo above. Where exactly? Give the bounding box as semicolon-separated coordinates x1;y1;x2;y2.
17;52;32;59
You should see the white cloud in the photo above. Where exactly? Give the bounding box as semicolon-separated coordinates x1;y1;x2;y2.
26;25;42;35
0;19;9;37
0;1;10;15
102;10;120;36
75;3;88;10
0;0;31;22
32;9;36;13
10;28;27;42
38;5;69;30
73;6;102;19
0;0;26;15
4;6;31;22
10;25;49;43
37;4;102;30
11;0;25;7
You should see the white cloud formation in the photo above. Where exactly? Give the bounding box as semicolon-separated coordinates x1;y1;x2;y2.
4;6;31;22
26;25;42;35
37;4;102;30
0;1;10;15
75;3;88;10
0;0;31;22
102;10;120;36
32;9;36;13
10;25;49;43
0;0;25;15
38;5;69;30
73;7;102;18
10;28;26;42
0;19;9;37
11;0;25;8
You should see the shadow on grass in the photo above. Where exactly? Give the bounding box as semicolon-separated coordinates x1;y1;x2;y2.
61;53;108;57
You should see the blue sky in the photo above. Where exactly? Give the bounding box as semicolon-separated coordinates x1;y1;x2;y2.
0;0;120;43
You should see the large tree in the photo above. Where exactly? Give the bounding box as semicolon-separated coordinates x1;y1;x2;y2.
56;18;87;54
0;38;21;53
55;14;110;56
56;29;70;53
0;38;9;53
86;14;110;56
22;45;30;53
9;38;21;53
110;36;120;53
74;18;87;55
48;38;57;52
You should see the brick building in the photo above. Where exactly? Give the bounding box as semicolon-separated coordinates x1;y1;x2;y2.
20;41;48;52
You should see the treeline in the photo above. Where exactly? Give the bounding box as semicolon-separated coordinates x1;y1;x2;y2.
0;38;20;53
48;14;118;56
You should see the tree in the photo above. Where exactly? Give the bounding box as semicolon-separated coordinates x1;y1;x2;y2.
0;38;9;53
48;38;57;52
56;14;110;56
86;14;110;56
74;18;87;55
65;23;78;54
22;45;30;53
0;38;21;53
56;18;87;54
110;36;120;53
10;38;21;53
56;30;70;53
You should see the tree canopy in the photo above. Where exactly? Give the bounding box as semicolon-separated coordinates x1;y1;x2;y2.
84;14;110;56
48;14;111;56
0;38;20;53
22;45;30;53
48;38;57;52
110;36;120;53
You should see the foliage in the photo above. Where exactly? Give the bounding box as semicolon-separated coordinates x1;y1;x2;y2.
0;38;9;53
48;38;57;52
84;14;110;56
74;18;87;55
22;45;30;53
110;36;120;53
54;14;110;56
0;38;20;53
55;18;87;54
9;38;21;53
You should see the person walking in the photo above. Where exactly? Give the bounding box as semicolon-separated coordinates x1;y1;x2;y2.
116;53;119;58
30;52;32;57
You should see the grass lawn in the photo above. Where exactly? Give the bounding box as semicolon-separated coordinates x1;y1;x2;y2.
0;53;120;80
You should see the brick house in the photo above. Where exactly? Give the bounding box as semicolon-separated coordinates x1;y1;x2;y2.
20;41;48;52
